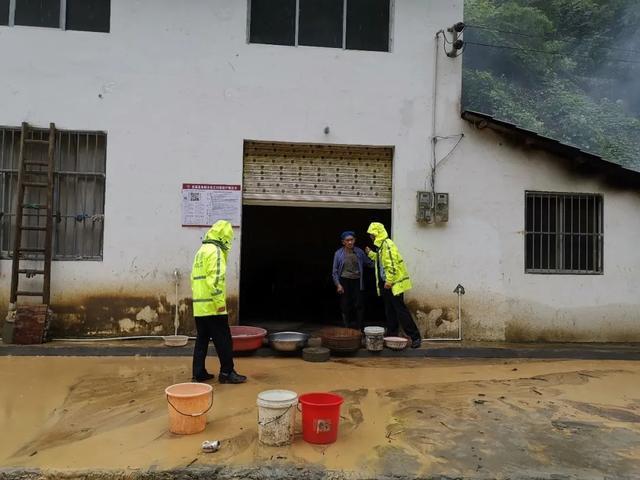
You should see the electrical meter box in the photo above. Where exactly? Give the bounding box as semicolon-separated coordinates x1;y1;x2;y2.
416;191;434;223
435;193;449;222
417;191;449;223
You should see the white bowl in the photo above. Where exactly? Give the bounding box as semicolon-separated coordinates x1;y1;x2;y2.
164;335;189;347
383;336;409;350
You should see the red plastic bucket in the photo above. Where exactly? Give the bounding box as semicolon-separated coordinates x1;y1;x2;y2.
298;392;344;444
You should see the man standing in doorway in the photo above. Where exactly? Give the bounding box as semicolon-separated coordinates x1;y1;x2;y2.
332;231;373;330
365;222;422;348
191;220;247;384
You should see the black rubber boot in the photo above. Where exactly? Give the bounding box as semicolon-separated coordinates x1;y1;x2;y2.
219;370;247;384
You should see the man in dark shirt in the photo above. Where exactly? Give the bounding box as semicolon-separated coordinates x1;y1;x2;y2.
332;231;373;330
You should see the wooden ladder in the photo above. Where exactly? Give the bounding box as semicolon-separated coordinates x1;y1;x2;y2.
9;122;56;306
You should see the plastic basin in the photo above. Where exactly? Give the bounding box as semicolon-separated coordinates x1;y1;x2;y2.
163;335;189;347
230;326;267;352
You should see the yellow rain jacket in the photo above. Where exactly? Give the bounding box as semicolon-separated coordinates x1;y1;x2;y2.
366;222;412;296
191;220;233;317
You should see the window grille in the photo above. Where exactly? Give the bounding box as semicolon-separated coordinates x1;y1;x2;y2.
525;191;603;274
0;126;106;260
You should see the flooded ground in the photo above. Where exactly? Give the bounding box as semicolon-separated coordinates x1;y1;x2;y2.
1;356;639;478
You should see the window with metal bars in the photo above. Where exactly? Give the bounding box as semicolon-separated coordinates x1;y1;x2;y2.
525;191;603;274
248;0;391;52
0;126;106;260
2;0;110;32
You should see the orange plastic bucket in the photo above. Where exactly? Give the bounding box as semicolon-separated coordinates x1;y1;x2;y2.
165;382;213;434
298;392;344;444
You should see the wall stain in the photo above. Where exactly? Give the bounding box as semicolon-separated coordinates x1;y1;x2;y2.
1;284;638;341
0;293;239;338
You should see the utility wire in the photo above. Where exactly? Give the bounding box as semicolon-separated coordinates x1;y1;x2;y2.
466;24;640;56
435;134;465;168
440;34;465;57
464;41;640;65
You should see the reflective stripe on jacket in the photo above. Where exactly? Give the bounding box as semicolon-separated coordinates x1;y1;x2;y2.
367;222;412;296
191;220;233;316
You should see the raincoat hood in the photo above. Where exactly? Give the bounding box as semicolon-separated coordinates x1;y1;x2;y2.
367;222;388;247
204;220;233;250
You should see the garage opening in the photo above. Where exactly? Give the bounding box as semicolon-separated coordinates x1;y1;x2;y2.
240;141;393;332
240;205;391;330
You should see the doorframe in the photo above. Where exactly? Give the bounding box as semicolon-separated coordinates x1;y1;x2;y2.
238;140;397;325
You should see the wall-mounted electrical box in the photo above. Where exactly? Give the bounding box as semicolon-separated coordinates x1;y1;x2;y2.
416;191;449;223
416;191;434;223
435;193;449;223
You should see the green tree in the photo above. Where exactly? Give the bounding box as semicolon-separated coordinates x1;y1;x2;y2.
463;0;640;169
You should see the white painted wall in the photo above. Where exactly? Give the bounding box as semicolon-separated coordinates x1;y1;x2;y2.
411;125;640;342
0;0;464;334
1;0;638;341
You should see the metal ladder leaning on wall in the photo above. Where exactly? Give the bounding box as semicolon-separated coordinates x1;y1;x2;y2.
9;122;56;307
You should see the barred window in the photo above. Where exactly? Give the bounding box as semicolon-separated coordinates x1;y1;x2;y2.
525;191;603;274
0;126;106;260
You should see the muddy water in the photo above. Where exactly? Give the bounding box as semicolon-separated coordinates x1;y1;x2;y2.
1;356;639;477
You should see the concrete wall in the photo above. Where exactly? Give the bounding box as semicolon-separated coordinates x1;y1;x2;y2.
1;0;638;341
410;125;640;342
0;0;464;337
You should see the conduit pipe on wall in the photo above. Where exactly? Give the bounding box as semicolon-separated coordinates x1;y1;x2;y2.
173;268;181;336
51;336;168;342
429;29;444;195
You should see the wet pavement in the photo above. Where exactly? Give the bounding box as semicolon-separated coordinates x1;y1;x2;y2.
1;356;639;479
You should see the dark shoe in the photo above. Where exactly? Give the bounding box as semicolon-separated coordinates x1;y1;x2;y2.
219;370;247;384
192;372;215;382
411;338;422;349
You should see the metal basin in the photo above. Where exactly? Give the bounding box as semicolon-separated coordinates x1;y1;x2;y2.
269;331;309;352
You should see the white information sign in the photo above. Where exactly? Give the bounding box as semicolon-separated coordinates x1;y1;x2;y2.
181;183;241;227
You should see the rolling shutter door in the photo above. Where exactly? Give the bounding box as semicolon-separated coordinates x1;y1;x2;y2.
243;141;392;208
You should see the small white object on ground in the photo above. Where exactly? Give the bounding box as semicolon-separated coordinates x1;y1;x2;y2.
202;440;220;453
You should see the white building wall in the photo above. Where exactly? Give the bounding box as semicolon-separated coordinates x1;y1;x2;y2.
0;0;465;335
417;126;640;342
1;0;638;341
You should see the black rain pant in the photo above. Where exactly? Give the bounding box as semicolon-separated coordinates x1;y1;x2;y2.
192;314;234;378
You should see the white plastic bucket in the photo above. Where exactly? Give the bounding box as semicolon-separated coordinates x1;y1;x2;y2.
364;326;385;351
257;389;298;446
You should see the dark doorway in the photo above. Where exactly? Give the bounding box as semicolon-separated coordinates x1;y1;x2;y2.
239;205;391;332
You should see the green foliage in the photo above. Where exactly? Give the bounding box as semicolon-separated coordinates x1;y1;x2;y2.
463;0;640;170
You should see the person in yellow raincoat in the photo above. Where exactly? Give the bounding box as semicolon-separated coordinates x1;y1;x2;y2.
365;222;422;348
191;220;246;384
